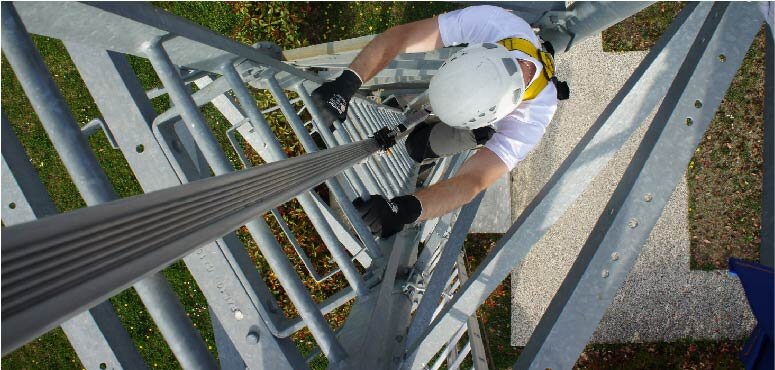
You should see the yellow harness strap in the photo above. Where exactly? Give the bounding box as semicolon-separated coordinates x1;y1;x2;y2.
497;37;556;101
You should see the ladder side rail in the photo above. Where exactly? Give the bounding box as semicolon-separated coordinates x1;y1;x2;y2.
194;75;374;270
329;151;463;370
63;44;308;369
296;83;400;261
406;192;485;347
333;228;422;369
515;3;763;369
13;2;324;79
447;341;472;370
456;254;490;370
415;153;471;272
263;75;370;295
428;326;467;370
146;42;352;364
401;3;714;368
0;5;216;367
1;113;148;369
418;157;456;243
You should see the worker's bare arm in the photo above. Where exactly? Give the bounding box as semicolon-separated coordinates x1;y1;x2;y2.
414;148;508;221
349;17;444;82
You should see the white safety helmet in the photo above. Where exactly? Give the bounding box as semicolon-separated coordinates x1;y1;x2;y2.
428;43;525;130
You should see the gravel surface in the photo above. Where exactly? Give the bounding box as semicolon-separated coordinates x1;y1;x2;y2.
509;34;755;345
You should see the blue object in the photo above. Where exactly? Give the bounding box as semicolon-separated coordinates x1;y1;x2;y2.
729;258;774;370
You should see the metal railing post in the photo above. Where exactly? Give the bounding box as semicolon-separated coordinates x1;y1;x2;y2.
1;5;216;367
1;112;146;367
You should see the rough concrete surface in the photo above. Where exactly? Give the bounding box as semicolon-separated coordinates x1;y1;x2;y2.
509;34;755;345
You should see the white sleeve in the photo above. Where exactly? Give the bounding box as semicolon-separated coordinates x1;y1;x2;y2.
484;118;545;170
438;5;532;46
484;87;558;169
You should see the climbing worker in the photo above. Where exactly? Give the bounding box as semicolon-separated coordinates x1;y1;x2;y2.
311;5;567;237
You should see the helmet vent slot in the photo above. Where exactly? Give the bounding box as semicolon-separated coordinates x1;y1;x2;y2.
513;88;523;103
502;58;518;76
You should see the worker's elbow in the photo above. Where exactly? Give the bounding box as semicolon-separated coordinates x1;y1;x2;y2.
463;176;487;203
381;24;403;39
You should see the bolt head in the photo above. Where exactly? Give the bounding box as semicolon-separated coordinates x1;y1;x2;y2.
611;252;620;261
246;332;259;344
644;194;653;202
628;219;639;228
601;270;609;278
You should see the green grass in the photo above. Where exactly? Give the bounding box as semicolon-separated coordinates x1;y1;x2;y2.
602;2;686;52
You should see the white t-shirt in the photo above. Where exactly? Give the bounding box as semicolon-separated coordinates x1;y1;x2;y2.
438;5;558;170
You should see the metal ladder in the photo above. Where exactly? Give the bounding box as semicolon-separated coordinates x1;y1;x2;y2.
2;2;772;370
0;2;482;369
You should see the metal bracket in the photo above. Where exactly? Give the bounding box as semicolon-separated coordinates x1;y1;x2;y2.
80;118;119;149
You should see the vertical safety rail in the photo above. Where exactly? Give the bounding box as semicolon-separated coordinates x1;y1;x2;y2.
0;4;216;369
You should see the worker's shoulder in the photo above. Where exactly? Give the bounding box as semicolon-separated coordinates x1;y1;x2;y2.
451;5;534;38
456;5;531;26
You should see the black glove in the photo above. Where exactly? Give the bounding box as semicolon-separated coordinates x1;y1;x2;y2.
310;69;362;129
353;194;422;238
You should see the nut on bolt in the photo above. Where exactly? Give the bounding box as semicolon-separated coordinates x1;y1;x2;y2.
246;331;260;344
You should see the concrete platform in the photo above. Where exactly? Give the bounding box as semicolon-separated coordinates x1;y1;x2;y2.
471;172;511;233
508;34;755;345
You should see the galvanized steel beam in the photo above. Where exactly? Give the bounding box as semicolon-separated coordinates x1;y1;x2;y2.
13;1;324;80
537;1;654;52
516;3;762;369
406;192;484;348
47;43;309;369
1;113;147;368
400;3;716;368
1;6;215;366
